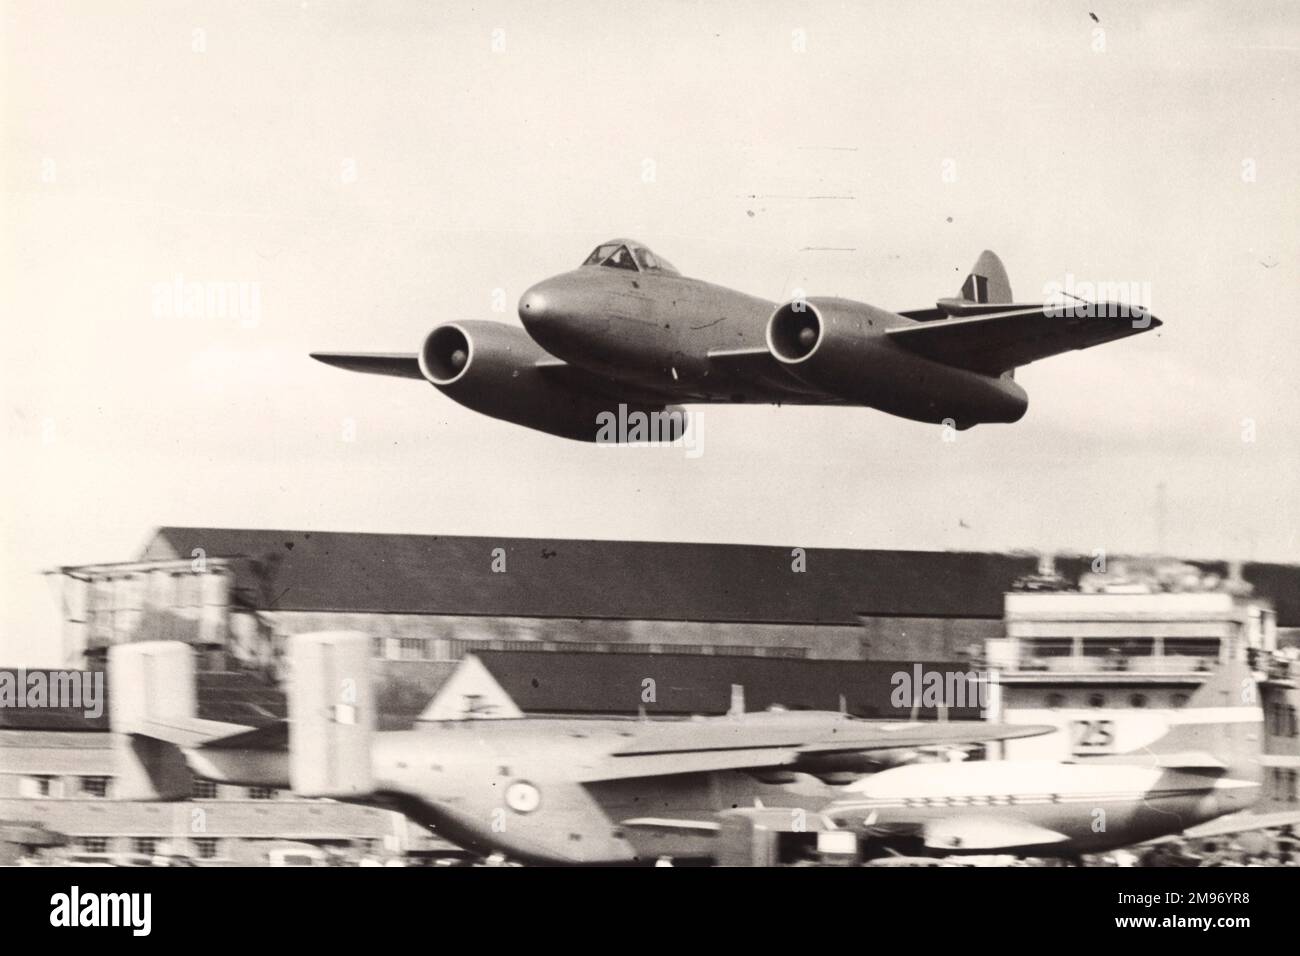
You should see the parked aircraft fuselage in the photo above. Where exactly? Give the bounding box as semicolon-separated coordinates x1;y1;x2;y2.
366;719;839;865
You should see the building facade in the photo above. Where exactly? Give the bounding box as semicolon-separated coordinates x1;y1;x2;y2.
989;588;1299;814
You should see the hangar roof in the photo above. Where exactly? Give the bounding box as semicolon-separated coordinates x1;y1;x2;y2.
135;528;1300;626
471;650;981;718
139;527;1038;623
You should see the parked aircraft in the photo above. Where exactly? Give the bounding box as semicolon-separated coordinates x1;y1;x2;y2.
108;634;1052;865
311;242;1161;441
826;656;1278;857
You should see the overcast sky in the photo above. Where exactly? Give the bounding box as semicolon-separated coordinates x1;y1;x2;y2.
3;1;1297;665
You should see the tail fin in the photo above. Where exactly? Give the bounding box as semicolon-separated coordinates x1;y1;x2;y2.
959;250;1013;305
1143;658;1263;781
287;631;375;798
109;641;199;800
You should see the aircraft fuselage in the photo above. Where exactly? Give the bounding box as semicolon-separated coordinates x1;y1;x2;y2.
829;760;1262;855
519;266;1028;424
367;718;839;865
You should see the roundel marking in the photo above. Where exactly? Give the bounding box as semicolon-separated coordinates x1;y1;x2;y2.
505;780;541;814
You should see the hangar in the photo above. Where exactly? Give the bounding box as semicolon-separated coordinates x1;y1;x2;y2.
7;527;1297;859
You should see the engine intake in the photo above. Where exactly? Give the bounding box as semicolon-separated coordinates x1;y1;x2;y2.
418;320;688;442
764;296;1028;426
767;301;823;363
419;323;473;385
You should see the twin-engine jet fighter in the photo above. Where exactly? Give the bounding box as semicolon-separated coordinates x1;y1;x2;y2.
312;241;1161;441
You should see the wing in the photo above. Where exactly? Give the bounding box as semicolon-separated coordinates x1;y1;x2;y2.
310;352;423;379
886;304;1161;375
702;346;848;404
576;718;1055;783
1168;810;1300;842
621;807;838;835
312;348;846;405
312;350;689;406
532;357;685;406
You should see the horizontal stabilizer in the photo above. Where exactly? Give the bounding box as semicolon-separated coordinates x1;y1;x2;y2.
887;304;1160;375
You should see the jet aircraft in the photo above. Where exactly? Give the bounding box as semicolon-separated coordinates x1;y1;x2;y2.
311;242;1161;441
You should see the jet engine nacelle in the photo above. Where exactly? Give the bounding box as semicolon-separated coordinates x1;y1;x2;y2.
766;297;1027;427
419;320;688;442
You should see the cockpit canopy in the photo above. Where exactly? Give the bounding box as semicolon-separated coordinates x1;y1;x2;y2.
581;239;680;275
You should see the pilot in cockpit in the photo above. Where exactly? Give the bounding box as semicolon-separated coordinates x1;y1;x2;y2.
581;240;679;276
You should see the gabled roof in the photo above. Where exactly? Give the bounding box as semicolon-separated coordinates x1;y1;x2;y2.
140;527;1038;623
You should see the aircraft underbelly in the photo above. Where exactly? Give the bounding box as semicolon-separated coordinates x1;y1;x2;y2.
865;792;1227;854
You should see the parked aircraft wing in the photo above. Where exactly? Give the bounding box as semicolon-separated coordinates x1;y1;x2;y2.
886;305;1160;375
619;817;723;833
621;807;836;835
1079;750;1228;772
576;717;1055;782
794;720;1055;756
1150;810;1300;843
310;352;424;379
923;816;1071;851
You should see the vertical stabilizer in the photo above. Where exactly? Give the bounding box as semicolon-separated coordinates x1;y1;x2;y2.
287;631;375;797
1144;658;1264;783
958;250;1013;305
108;641;197;800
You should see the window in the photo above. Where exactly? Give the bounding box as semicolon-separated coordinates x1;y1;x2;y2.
192;779;219;800
80;776;110;798
1022;638;1073;670
1129;693;1148;709
1164;638;1221;663
248;786;276;800
80;837;108;854
1045;693;1066;709
581;240;679;275
192;838;219;860
1087;693;1107;709
1026;638;1074;657
583;242;622;266
398;638;427;661
133;837;159;855
20;775;55;798
1171;692;1190;709
602;245;639;271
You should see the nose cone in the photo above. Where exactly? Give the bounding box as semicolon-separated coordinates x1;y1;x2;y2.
518;282;551;325
519;278;587;355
